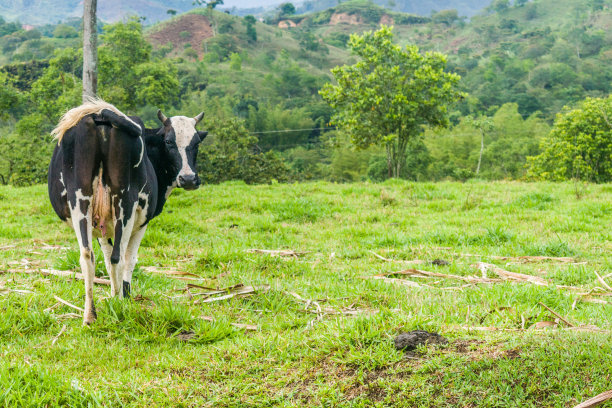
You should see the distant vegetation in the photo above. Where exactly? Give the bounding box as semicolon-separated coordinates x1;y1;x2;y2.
2;0;612;185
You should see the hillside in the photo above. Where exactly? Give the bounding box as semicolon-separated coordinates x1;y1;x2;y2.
0;0;198;25
296;0;492;18
3;0;612;184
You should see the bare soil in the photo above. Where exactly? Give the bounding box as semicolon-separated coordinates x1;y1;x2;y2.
148;14;213;60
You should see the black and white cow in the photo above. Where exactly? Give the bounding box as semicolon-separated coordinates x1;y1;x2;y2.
48;99;207;325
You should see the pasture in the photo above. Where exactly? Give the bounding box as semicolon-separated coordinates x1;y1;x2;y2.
0;180;611;407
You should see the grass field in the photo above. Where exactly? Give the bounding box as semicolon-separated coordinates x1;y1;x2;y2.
0;180;611;407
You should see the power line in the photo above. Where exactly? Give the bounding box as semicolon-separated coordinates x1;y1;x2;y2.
248;126;336;135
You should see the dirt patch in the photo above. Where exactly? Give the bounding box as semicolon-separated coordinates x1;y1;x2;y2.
329;12;363;25
379;14;394;25
278;20;297;28
148;14;213;60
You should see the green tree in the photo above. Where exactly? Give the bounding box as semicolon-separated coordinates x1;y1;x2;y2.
242;15;257;42
229;53;242;71
279;3;296;16
527;96;612;182
465;115;493;176
320;26;462;178
432;9;460;26
53;24;78;38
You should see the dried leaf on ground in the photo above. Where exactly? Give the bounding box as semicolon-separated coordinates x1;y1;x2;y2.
194;284;270;304
246;249;310;258
573;390;612;408
474;262;548;286
0;287;34;295
142;266;200;278
530;321;557;329
231;323;258;331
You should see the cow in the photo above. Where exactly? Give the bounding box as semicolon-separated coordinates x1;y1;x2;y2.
47;99;207;325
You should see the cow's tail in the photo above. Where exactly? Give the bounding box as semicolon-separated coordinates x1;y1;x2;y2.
51;97;142;143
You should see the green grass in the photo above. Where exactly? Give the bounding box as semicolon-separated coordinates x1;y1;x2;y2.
0;181;611;407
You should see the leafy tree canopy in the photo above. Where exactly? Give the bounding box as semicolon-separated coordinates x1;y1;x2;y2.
320;25;462;178
527;96;612;182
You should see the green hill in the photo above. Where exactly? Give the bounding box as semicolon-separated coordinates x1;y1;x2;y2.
2;0;612;184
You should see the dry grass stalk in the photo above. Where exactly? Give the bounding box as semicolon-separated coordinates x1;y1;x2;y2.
474;262;548;286
573;390;612;408
53;295;84;313
594;271;612;291
369;251;426;264
55;313;81;320
368;275;423;288
538;302;575;327
246;249;310;258
461;254;577;263
142;266;200;278
0;287;34;295
231;323;258;331
51;324;67;345
193;284;270;304
40;269;111;285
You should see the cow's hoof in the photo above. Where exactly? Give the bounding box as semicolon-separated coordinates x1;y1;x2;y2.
82;315;96;326
83;306;97;326
122;281;131;299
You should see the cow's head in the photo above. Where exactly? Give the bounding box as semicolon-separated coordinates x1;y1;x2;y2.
157;110;207;190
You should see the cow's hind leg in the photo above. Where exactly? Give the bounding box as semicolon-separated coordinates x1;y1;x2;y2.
109;199;138;298
69;192;96;325
98;237;116;295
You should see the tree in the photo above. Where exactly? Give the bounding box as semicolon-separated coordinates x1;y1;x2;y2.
82;0;97;101
526;96;612;182
466;116;493;175
320;26;462;178
194;0;224;35
279;3;296;16
432;9;460;26
167;9;177;16
242;15;257;42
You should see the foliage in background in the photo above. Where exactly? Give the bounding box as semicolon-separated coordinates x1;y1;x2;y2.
526;96;612;182
321;26;462;178
198;116;290;184
2;0;612;185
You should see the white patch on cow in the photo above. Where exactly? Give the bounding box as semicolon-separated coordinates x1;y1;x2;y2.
134;136;144;168
165;181;178;199
169;116;198;182
59;172;67;197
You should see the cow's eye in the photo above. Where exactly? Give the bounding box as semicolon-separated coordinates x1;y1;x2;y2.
165;139;173;146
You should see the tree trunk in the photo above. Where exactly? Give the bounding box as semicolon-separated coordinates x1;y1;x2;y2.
476;129;484;175
83;0;98;102
385;143;392;179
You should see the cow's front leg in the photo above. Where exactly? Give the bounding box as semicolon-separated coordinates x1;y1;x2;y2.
122;225;147;298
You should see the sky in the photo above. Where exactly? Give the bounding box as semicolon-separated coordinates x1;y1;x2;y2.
221;0;284;8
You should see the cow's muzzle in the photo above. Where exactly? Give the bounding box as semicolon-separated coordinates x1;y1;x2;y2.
178;174;200;190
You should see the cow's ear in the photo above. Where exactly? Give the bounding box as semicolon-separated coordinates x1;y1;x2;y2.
194;112;204;124
197;131;208;142
157;109;170;126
